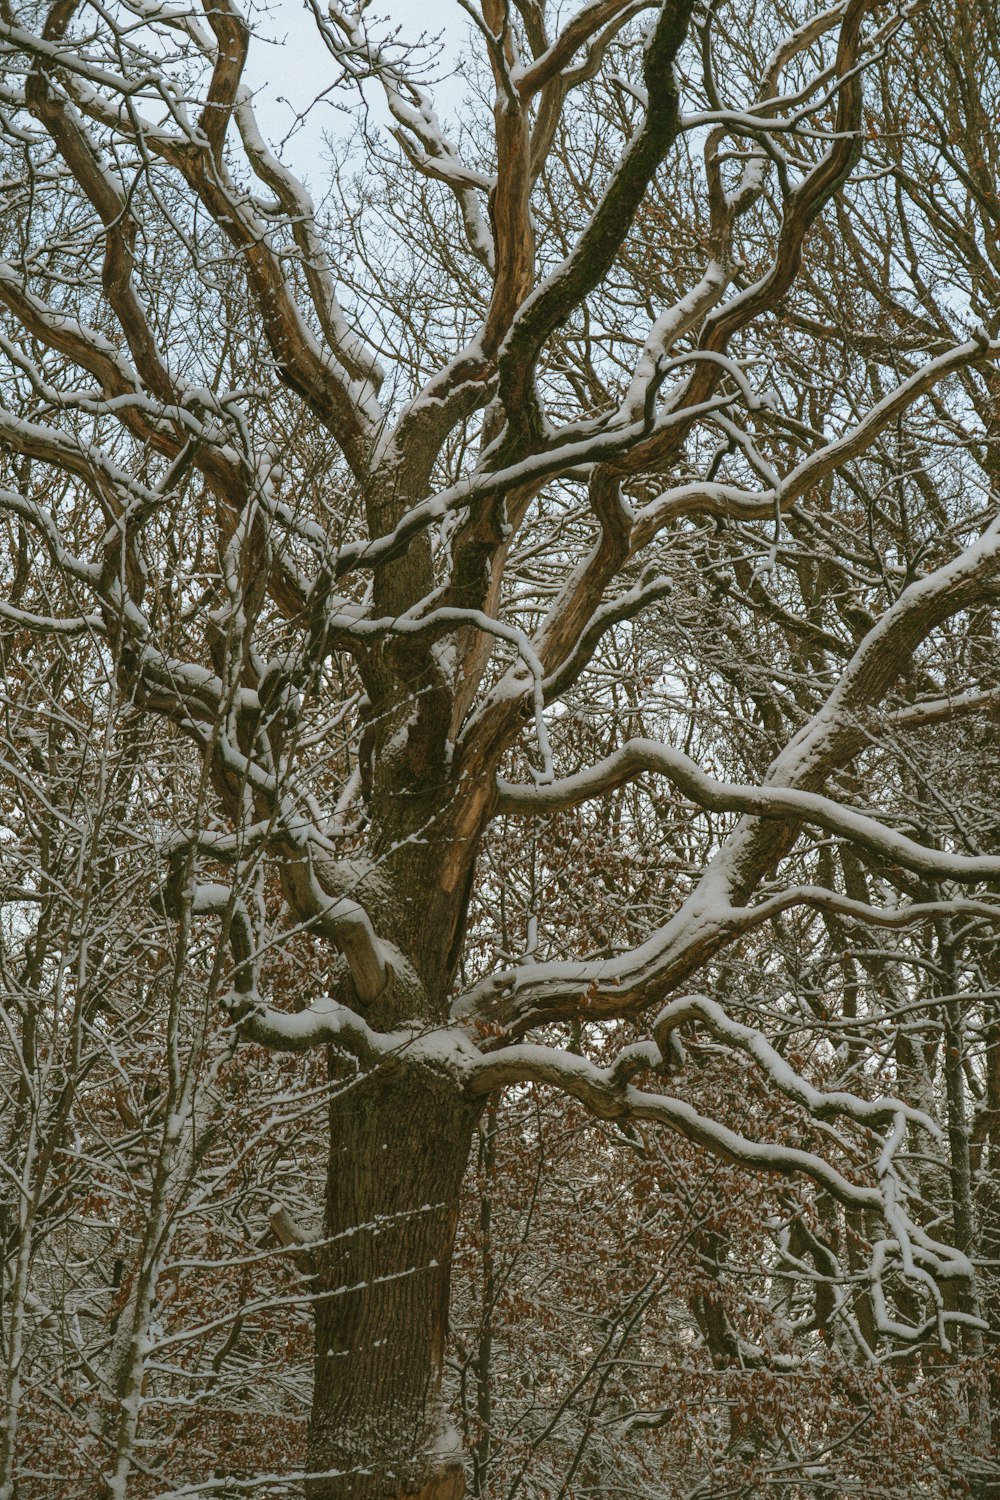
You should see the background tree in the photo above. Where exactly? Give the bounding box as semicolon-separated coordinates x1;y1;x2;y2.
2;0;1000;1496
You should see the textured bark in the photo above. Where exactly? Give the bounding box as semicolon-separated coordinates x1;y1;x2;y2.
307;1058;479;1499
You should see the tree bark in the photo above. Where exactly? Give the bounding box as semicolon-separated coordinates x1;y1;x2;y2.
307;1055;479;1499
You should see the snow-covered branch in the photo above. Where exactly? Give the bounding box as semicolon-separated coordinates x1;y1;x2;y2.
495;734;1000;881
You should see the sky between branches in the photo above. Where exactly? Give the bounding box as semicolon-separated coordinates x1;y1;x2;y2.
243;0;467;181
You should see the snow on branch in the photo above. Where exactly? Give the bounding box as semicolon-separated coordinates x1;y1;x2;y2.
464;1021;981;1347
651;994;940;1137
466;1036;884;1207
231;83;387;401
495;735;1000;883
496;0;695;423
630;334;1000;540
319;2;495;271
513;0;642;97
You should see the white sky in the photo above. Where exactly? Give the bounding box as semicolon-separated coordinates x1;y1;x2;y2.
241;0;470;185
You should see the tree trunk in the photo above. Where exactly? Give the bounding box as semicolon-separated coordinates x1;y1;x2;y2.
307;1055;478;1499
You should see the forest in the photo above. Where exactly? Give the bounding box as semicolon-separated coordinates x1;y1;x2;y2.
1;0;999;1494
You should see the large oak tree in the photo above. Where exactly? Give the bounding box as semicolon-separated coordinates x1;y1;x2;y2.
2;0;1000;1495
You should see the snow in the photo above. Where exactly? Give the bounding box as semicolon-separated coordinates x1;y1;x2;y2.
495;733;1000;883
652;994;942;1141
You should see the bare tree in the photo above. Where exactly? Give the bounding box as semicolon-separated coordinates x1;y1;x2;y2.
2;0;1000;1495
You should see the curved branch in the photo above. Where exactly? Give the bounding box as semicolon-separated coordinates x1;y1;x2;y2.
631;334;999;542
495;733;1000;882
466;1041;885;1211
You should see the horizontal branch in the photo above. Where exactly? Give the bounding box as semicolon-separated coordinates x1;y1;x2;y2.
469;1038;884;1205
495;736;1000;883
650;994;939;1136
729;885;1000;931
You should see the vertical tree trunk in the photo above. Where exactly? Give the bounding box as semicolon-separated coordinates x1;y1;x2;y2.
307;1057;479;1500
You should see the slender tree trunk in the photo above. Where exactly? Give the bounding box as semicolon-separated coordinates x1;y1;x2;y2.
307;1055;478;1500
